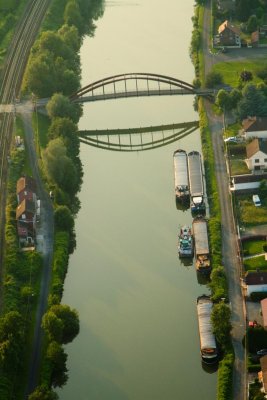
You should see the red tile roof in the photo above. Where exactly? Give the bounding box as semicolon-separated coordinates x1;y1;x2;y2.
218;20;241;35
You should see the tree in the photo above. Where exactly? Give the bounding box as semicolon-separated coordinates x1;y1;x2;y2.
205;71;223;88
240;70;253;82
46;93;82;123
215;89;231;110
28;385;59;400
58;24;80;52
211;302;232;347
259;180;267;199
64;1;83;34
42;305;79;344
54;206;74;231
236;0;250;21
247;15;258;33
237;84;267;120
229;88;242;109
48;117;80;160
42;138;79;194
47;341;68;387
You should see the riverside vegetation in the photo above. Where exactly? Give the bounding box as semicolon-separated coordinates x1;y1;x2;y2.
0;0;104;399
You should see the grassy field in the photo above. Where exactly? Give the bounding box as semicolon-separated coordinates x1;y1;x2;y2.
238;196;267;226
212;60;264;87
243;239;266;256
224;122;242;138
230;158;250;175
32;111;50;152
244;255;267;271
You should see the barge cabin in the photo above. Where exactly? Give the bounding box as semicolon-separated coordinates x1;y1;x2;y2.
197;295;218;364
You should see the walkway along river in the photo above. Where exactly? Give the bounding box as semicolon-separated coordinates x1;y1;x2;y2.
59;1;217;399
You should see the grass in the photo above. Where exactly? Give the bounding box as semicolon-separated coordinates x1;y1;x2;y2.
243;255;267;271
243;239;266;256
224;122;242;138
212;60;264;87
229;158;249;175
238;197;267;226
32;111;50;151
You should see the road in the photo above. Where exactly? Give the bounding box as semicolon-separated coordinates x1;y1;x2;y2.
202;2;246;399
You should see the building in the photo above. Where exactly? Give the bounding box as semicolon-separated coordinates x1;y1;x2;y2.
245;271;267;296
16;175;37;204
218;20;241;47
261;299;267;330
246;138;267;171
230;173;267;192
242;117;267;139
259;355;267;393
251;31;259;48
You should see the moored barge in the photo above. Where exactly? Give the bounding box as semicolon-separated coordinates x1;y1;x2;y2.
197;295;218;364
173;149;190;202
192;217;211;274
178;225;193;258
187;151;205;213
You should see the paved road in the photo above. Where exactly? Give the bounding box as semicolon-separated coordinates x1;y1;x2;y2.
21;110;54;397
203;2;246;399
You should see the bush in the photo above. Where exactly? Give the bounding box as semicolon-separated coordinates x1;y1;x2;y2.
205;71;223;88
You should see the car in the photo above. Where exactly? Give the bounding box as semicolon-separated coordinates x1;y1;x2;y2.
224;136;237;143
257;349;267;356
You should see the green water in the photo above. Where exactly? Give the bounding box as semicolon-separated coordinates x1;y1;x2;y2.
59;1;217;399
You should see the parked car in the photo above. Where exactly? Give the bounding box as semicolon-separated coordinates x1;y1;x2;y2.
257;349;267;356
224;136;237;143
252;195;261;207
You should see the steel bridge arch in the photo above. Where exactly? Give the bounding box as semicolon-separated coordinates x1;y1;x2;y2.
70;72;196;100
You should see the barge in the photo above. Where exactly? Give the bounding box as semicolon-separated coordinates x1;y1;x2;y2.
173;149;190;203
187;151;205;213
197;295;218;364
192;217;211;274
178;225;193;258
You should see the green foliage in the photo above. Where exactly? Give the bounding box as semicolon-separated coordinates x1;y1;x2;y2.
28;384;59;400
46;341;68;387
217;350;234;400
259;180;267;199
242;239;266;256
247;15;258;34
244;256;267;271
205;71;223;88
54;206;74;232
240;70;253;82
247;326;267;353
209;266;228;302
42;304;79;344
46;93;82;124
237;84;267;120
211;302;232;348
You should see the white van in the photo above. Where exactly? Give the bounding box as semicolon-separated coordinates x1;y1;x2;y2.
252;195;261;207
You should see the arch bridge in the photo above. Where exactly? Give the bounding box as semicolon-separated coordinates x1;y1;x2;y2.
78;120;199;152
70;73;214;103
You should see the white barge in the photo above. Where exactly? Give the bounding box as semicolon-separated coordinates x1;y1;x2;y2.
187;151;205;213
197;295;218;364
173;149;190;202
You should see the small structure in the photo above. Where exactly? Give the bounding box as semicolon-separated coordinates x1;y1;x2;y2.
259;355;267;393
242;117;267;139
261;299;267;330
230;173;267;192
17;176;37;204
218;20;241;47
245;271;267;296
246;138;267;171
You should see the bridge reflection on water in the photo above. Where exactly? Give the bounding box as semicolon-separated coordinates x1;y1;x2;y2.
78;121;199;152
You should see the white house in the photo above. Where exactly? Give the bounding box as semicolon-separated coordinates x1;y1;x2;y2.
246;138;267;171
242;117;267;139
245;272;267;296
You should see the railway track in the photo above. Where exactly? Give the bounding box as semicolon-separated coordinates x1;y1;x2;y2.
0;0;51;291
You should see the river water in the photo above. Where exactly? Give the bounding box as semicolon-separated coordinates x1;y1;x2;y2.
59;1;217;399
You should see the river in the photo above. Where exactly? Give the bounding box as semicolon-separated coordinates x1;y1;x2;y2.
58;1;217;399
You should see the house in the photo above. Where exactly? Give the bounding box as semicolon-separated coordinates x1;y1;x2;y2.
230;173;267;192
242;117;267;139
16;199;36;237
246;138;267;171
245;271;267;296
251;31;259;48
16;176;37;204
261;299;267;330
218;20;241;47
259;355;267;393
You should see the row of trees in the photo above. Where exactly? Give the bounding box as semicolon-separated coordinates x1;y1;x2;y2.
27;1;104;398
